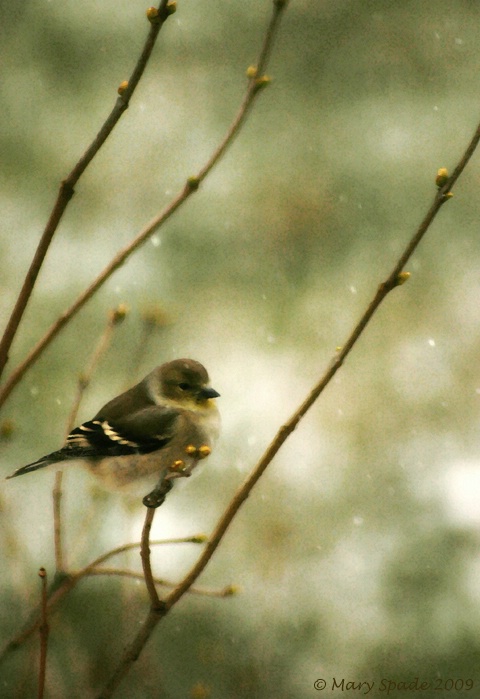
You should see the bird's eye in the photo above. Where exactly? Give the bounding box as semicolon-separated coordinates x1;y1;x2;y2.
178;382;191;391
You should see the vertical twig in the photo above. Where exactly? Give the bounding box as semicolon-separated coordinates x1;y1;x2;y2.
64;305;128;435
53;305;128;574
52;472;65;574
37;567;49;699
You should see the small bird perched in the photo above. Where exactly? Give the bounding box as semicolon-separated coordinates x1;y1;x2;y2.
7;359;220;508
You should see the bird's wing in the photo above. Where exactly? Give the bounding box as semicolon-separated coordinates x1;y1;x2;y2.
64;404;180;458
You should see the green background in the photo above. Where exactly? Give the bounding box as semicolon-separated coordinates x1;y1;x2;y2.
1;1;480;697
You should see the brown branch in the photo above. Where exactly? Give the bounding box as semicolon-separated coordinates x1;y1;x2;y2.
37;568;49;699
0;0;287;413
0;1;173;383
64;305;128;436
86;567;235;598
52;472;65;574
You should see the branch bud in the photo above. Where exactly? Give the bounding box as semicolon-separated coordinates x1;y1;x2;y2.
254;75;271;92
110;303;129;324
117;80;129;96
435;167;449;188
395;271;411;286
146;7;160;23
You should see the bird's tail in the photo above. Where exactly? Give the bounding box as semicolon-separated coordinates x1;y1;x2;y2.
6;456;54;480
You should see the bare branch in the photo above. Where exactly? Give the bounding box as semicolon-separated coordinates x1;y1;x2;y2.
0;1;173;382
86;567;234;598
37;568;49;699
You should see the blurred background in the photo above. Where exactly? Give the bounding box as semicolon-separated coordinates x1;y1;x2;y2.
1;0;480;696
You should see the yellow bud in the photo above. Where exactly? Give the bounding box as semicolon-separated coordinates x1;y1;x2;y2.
396;271;411;286
117;80;129;95
443;191;454;199
198;445;211;459
191;534;208;543
254;75;271;92
146;6;159;22
185;444;197;455
435;167;449;188
246;65;258;79
172;459;185;470
223;584;240;596
110;303;129;324
166;1;177;15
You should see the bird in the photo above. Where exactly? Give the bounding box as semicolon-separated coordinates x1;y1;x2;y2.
7;358;220;508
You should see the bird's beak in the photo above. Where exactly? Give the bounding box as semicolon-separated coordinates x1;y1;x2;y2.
200;386;220;399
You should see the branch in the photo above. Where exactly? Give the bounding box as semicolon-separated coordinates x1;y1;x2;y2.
37;568;49;699
86;567;236;598
0;1;173;382
0;0;287;412
64;305;128;436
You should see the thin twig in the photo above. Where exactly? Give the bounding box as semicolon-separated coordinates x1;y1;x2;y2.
0;1;287;412
52;472;65;574
37;568;48;699
53;305;128;574
64;305;128;436
96;117;480;698
0;1;172;383
86;567;234;598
